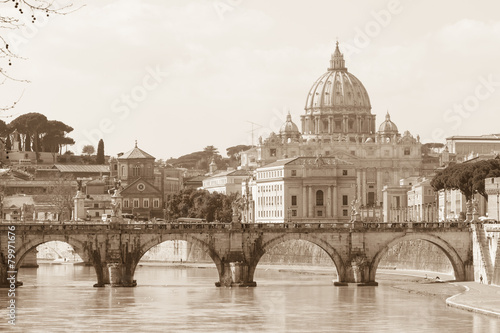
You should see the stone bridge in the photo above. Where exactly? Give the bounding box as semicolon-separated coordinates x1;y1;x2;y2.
2;221;494;288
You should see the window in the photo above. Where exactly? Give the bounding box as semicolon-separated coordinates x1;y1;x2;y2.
292;210;297;217
291;170;297;177
93;203;99;208
291;195;297;206
325;151;330;156
133;199;139;208
123;199;129;208
143;199;149;208
342;170;348;176
342;195;348;206
343;209;348;216
404;148;411;155
316;190;324;206
133;165;141;176
367;192;375;206
350;151;356;156
317;210;323;217
153;199;160;208
270;148;277;157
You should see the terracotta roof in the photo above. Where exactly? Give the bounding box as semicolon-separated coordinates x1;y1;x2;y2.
118;146;155;159
53;165;110;173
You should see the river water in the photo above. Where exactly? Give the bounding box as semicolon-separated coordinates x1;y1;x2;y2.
1;263;499;332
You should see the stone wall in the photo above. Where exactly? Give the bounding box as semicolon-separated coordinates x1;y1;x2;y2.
378;240;453;273
34;239;454;274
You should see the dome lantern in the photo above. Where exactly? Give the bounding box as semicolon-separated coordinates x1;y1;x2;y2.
329;41;346;71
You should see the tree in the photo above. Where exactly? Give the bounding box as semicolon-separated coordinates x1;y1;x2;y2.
96;139;105;164
226;145;252;161
1;2;77;111
166;188;237;222
10;112;48;158
48;178;75;221
41;120;75;156
431;158;500;200
82;145;95;156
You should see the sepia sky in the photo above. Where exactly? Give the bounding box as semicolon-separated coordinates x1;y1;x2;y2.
3;0;500;159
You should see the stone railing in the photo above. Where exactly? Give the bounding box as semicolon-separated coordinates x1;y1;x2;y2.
0;221;472;233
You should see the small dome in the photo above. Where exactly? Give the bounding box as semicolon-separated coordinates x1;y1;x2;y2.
280;112;300;139
365;137;374;143
378;112;398;134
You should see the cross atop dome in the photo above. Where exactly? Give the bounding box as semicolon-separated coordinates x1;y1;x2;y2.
329;41;347;71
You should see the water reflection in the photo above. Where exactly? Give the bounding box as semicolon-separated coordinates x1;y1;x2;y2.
1;264;498;332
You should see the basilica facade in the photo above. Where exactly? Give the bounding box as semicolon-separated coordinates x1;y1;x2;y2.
240;42;424;210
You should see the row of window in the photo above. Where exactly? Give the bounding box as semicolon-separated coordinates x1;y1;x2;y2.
123;198;160;209
258;195;283;206
289;193;349;206
257;184;283;193
257;169;284;180
258;210;283;218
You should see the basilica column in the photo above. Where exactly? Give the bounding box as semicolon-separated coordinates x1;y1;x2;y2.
308;186;314;218
302;186;308;218
301;117;305;134
342;115;348;133
328;117;332;134
327;186;332;217
361;169;366;206
356;170;362;202
333;186;338;218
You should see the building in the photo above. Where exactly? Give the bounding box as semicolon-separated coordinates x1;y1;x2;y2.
240;42;425;209
202;169;251;194
485;177;500;221
1;195;60;222
36;164;110;180
446;135;500;161
111;143;155;187
243;156;356;223
407;178;437;222
111;143;164;219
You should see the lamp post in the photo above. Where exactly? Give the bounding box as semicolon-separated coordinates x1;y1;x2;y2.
496;182;499;222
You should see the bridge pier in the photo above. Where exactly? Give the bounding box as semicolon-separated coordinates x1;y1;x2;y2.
216;260;256;287
107;262;136;287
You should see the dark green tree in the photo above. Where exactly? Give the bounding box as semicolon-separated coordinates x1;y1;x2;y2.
431;158;500;200
96;139;105;164
166;188;237;222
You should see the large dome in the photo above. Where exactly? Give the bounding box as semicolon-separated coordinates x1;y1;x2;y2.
305;43;371;113
301;42;376;138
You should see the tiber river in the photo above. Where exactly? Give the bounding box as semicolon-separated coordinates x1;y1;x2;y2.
1;262;499;332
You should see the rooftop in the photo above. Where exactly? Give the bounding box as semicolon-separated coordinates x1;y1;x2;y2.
53;165;110;173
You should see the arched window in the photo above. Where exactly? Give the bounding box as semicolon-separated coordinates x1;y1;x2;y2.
316;190;324;206
133;165;141;176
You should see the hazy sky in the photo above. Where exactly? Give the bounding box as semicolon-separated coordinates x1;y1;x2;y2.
3;0;500;159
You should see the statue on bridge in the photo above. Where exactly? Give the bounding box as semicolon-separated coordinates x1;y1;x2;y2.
350;198;361;216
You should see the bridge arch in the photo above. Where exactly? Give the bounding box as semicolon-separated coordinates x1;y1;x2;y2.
15;236;90;270
250;233;346;283
132;234;222;279
370;233;466;281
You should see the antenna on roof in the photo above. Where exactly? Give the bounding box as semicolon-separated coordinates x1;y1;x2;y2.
246;121;263;147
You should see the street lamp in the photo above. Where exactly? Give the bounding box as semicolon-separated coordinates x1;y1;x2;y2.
496;182;499;222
